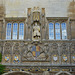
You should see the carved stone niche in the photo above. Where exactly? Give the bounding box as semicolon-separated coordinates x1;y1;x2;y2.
28;7;46;41
32;7;40;21
32;21;41;41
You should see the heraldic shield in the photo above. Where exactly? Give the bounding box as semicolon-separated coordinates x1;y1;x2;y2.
32;46;40;57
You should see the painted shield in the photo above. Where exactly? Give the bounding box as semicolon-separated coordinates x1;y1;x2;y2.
32;46;40;57
63;56;67;61
53;56;57;61
73;56;75;61
5;56;9;61
14;56;19;61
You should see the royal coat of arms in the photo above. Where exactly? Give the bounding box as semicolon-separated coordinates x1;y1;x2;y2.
32;46;40;57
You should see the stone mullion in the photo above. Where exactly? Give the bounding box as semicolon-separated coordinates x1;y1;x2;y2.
25;23;28;40
24;21;26;40
17;22;19;39
60;22;62;40
54;21;56;39
11;21;13;39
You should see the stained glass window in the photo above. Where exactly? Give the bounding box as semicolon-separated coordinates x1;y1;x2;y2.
13;23;18;39
19;23;24;39
49;23;54;39
55;23;60;39
6;23;12;39
61;23;67;39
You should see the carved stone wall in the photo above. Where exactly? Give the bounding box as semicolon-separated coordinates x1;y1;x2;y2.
2;41;75;65
0;6;74;75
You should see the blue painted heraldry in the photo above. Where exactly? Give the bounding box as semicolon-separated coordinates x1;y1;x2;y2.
32;46;40;57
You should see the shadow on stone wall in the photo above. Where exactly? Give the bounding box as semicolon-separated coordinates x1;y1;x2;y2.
68;0;75;18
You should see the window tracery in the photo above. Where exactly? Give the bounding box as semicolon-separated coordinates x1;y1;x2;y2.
49;22;67;40
6;22;24;40
13;23;18;40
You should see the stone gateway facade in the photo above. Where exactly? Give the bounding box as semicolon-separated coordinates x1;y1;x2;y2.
0;0;75;75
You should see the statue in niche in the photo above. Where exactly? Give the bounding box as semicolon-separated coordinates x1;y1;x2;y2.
32;22;41;41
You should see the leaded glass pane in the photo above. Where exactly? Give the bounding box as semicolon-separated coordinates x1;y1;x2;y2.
6;23;12;39
19;23;24;39
61;23;67;39
55;23;60;39
13;23;18;39
49;23;54;39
